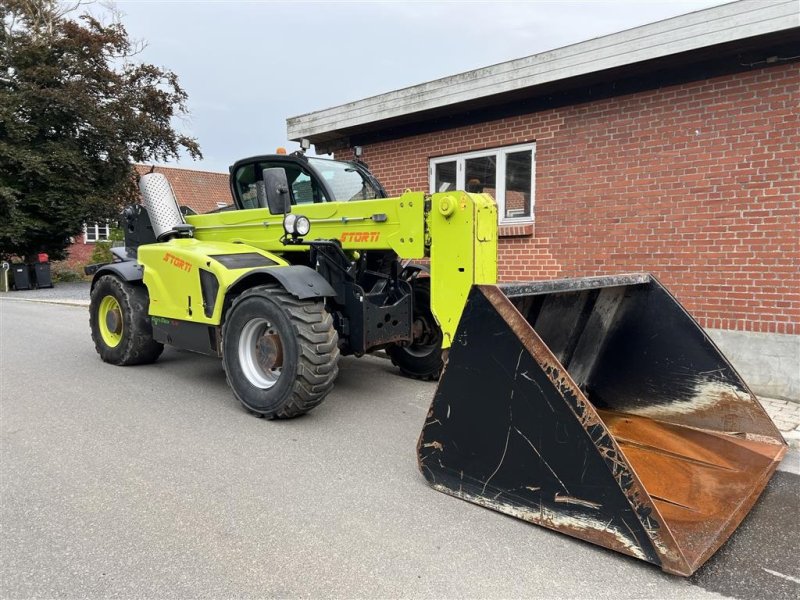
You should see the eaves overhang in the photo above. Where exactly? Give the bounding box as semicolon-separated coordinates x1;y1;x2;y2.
287;0;799;151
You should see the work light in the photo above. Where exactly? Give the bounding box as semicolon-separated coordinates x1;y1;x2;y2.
283;213;297;235
295;216;311;236
283;213;311;237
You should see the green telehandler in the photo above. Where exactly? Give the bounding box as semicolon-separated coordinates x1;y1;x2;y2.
88;149;786;576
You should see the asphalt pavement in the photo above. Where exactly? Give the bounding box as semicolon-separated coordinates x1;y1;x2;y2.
3;281;91;304
1;299;798;599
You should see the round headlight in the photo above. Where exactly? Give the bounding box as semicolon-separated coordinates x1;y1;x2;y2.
295;215;311;236
283;213;297;234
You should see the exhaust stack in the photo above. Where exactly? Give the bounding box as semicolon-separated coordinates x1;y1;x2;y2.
139;172;185;240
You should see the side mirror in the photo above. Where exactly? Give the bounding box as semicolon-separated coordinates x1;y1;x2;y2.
260;168;291;215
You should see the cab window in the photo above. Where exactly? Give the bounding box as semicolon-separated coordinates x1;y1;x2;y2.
307;157;380;201
287;169;316;205
235;164;260;209
233;162;328;208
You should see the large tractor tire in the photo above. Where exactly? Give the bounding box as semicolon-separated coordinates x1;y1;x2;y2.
89;275;164;365
222;283;339;419
387;278;444;381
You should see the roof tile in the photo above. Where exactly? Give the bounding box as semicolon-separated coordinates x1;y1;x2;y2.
134;164;231;214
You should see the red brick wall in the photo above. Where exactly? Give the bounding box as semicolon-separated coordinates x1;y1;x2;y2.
65;235;94;267
336;63;799;335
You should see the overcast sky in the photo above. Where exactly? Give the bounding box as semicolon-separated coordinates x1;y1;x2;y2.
96;0;732;173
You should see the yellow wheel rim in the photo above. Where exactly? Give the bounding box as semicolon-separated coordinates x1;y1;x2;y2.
98;295;123;348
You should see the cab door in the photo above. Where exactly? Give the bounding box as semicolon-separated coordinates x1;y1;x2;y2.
231;159;329;209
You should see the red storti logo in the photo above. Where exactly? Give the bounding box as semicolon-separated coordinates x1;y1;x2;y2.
163;252;192;272
340;231;380;243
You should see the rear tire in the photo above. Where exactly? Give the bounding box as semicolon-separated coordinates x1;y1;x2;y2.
387;278;444;380
89;275;164;365
222;284;339;419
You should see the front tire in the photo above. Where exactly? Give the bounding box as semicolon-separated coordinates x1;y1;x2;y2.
222;284;339;419
387;278;444;380
89;275;164;365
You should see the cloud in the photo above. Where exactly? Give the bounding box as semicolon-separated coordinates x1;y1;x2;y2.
92;0;730;172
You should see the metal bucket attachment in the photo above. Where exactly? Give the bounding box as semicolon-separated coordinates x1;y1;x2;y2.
418;274;786;576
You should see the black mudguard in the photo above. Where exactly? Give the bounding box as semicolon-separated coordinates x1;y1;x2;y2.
228;265;336;300
90;260;144;290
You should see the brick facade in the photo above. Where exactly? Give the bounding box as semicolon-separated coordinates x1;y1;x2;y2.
337;63;799;336
64;238;94;268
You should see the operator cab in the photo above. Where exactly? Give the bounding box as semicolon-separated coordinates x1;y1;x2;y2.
229;154;386;211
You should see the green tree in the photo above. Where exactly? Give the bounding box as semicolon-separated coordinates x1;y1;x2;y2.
0;0;201;260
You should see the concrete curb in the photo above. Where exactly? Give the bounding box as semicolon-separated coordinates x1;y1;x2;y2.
0;297;89;308
782;428;800;449
760;394;800;406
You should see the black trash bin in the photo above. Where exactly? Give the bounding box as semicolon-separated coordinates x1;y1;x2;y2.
10;264;33;290
32;262;53;288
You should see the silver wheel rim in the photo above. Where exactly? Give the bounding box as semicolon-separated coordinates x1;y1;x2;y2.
239;317;283;389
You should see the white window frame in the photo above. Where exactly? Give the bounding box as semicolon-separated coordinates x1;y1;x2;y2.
83;222;111;243
429;142;536;224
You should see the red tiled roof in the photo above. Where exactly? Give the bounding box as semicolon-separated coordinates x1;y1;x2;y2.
134;164;231;214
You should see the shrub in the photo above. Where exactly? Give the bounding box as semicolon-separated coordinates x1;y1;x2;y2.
50;261;86;282
90;241;113;265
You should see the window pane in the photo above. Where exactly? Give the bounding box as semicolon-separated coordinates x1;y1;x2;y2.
504;150;532;219
465;156;497;197
429;145;534;223
235;164;259;209
434;161;457;193
308;158;378;202
290;171;315;204
84;222;112;242
259;163;323;205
